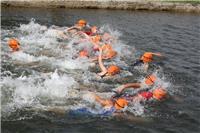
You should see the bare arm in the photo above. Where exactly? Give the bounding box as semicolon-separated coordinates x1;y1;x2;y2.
143;63;149;72
66;26;80;32
93;94;112;107
116;83;141;94
90;55;113;62
98;48;108;76
73;31;90;39
151;52;162;57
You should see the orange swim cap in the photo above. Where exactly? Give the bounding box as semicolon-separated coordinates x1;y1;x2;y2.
107;65;120;76
114;98;128;110
145;75;157;86
140;52;153;63
8;38;20;51
102;44;117;59
153;88;167;100
102;44;112;51
92;35;101;43
77;19;87;27
79;50;89;57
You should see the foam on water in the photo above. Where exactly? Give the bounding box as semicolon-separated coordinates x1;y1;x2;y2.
1;70;78;118
1;19;173;119
55;58;90;70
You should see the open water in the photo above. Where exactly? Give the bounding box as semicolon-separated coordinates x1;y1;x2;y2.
1;7;200;133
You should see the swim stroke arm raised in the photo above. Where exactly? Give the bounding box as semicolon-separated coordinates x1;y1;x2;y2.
116;83;141;94
98;48;108;76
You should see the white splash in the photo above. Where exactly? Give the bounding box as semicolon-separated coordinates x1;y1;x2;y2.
1;19;173;119
1;70;77;112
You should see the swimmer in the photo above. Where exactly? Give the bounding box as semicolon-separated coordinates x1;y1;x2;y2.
8;38;20;52
57;19;88;40
76;27;102;48
67;19;92;36
71;25;102;46
46;88;167;117
67;19;87;31
101;43;117;59
81;26;99;36
89;87;167;115
112;87;167;102
133;52;162;72
97;47;120;77
115;74;157;94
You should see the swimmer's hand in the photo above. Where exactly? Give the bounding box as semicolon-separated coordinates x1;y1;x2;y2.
153;52;163;57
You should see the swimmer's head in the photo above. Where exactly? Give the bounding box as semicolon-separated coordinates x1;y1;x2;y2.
153;88;167;100
145;74;157;86
79;50;89;58
107;65;120;76
114;98;128;110
140;52;153;63
77;19;87;27
8;38;20;51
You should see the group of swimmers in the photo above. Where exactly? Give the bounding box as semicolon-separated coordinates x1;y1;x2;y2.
7;19;167;115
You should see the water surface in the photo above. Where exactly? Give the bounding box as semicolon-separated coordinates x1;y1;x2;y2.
1;7;200;133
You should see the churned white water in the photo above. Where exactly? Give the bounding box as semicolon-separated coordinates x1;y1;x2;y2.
1;19;172;119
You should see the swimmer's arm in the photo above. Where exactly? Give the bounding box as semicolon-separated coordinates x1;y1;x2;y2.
143;63;149;73
151;52;162;57
66;26;79;32
93;94;111;107
98;48;108;76
71;30;87;38
116;83;141;94
90;56;111;62
90;56;98;62
76;31;90;39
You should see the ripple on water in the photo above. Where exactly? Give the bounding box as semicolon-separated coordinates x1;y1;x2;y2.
1;7;200;133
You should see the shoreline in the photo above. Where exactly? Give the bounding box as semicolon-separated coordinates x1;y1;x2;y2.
1;0;200;13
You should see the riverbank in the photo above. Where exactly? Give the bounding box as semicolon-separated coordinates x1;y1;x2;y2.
1;0;200;13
